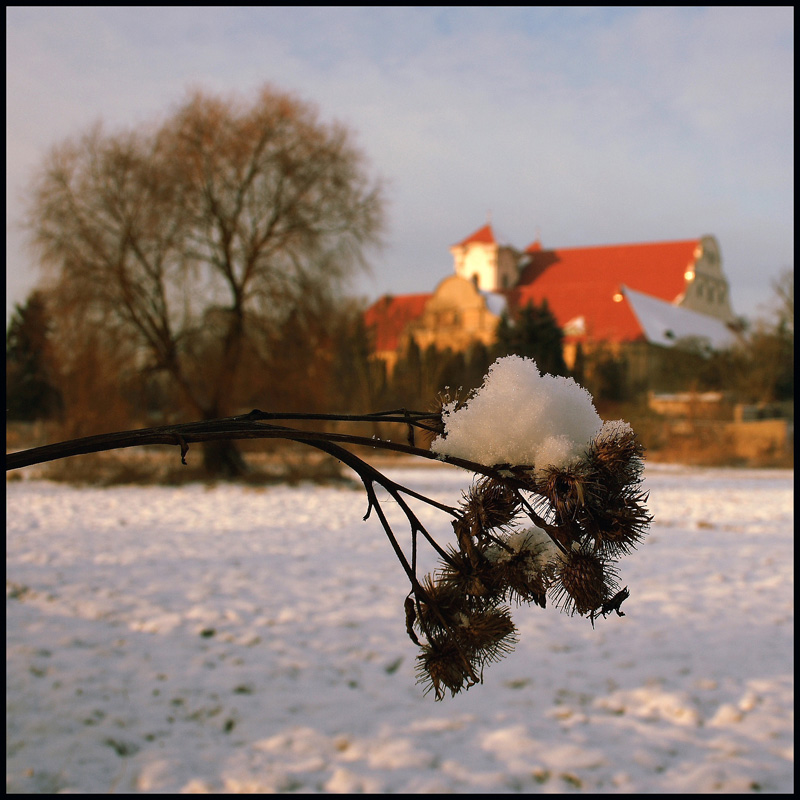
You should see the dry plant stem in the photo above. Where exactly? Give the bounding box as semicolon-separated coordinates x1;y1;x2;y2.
4;411;443;470
4;410;477;576
5;411;552;527
5;412;562;555
6;408;650;699
245;409;445;435
515;491;569;555
301;437;459;574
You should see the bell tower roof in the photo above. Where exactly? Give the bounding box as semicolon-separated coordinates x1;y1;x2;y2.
453;223;496;248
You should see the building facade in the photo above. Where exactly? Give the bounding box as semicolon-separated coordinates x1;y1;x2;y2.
364;224;739;373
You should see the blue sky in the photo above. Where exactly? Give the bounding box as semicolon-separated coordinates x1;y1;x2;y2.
6;7;794;323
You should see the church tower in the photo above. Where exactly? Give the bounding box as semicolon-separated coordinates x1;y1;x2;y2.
449;224;520;291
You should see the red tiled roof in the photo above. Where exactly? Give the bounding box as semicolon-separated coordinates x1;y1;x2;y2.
364;238;703;353
453;223;496;248
512;239;699;343
364;293;432;352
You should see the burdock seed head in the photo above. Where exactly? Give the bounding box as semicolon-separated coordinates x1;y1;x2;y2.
461;477;521;535
453;605;518;668
536;462;595;525
485;527;558;607
550;547;618;617
590;490;652;557
413;573;470;640
588;420;645;491
436;546;497;600
414;605;518;700
415;637;478;700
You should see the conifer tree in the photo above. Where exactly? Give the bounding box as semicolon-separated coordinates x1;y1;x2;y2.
6;291;62;421
496;299;568;376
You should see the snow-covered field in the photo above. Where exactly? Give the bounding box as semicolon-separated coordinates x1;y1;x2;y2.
6;463;793;793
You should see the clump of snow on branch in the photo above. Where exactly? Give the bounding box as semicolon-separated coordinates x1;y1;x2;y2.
431;356;603;472
485;526;559;569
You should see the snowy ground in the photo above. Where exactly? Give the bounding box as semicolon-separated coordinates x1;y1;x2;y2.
6;463;794;793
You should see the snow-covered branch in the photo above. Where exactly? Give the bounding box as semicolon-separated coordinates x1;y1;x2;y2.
6;356;652;699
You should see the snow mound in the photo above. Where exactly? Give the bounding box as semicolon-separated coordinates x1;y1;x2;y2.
431;356;602;471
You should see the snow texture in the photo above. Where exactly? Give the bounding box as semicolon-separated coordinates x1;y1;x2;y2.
6;464;794;794
431;355;603;471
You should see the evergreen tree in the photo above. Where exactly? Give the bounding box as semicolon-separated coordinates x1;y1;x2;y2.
6;291;62;421
463;341;495;393
390;338;424;406
431;346;465;400
331;307;383;412
496;299;568;376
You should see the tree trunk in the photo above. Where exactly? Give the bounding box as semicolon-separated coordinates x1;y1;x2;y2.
201;439;249;479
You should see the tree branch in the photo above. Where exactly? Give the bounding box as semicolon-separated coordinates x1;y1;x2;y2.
6;401;652;700
6;411;555;531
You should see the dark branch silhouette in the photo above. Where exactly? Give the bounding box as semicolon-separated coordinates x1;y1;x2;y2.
7;406;651;699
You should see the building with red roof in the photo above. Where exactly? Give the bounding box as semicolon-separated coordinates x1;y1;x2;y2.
363;293;432;354
364;224;738;372
513;236;736;344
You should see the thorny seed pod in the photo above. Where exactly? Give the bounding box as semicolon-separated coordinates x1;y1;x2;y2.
537;463;594;524
588;422;645;491
587;490;652;557
407;405;649;697
453;606;518;668
414;605;518;700
436;546;496;600
416;637;479;700
534;423;650;556
485;528;558;607
492;556;551;608
413;574;471;640
550;548;618;616
461;477;521;535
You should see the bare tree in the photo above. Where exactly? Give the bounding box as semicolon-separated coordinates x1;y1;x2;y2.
26;85;384;475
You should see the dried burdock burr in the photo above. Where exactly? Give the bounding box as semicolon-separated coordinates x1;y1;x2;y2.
461;476;521;535
550;547;619;616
